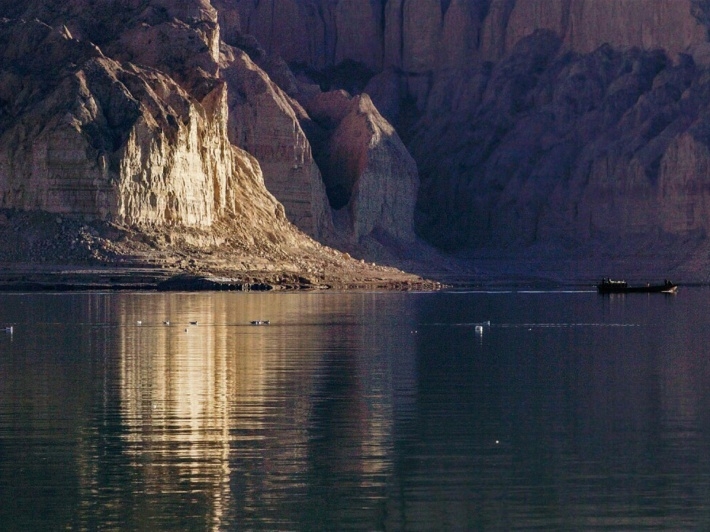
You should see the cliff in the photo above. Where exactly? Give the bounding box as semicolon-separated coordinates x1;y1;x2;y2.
225;0;710;280
220;46;334;240
7;0;710;284
231;0;707;95
0;1;434;289
0;15;283;233
303;90;418;245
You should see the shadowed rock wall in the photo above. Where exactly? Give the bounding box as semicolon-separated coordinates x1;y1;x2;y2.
222;0;710;269
6;0;710;276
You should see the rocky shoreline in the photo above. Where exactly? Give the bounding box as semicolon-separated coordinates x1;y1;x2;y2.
0;263;443;292
0;209;443;292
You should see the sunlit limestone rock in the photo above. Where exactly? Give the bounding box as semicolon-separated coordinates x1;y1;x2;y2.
7;0;710;275
220;46;333;239
305;91;418;245
0;17;292;246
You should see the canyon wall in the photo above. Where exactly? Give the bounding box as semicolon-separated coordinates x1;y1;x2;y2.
0;19;229;226
0;3;296;250
224;0;710;270
482;0;707;61
407;3;710;260
230;0;707;78
303;91;418;245
5;0;710;276
0;0;422;268
220;47;334;240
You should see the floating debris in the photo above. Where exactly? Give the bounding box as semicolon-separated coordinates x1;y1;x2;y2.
189;321;198;325
163;321;170;325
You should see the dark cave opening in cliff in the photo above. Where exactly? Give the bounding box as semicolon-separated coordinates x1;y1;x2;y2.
290;59;375;94
298;116;351;210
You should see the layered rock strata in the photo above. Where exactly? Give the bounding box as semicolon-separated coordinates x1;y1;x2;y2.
412;31;710;258
303;90;418;246
220;46;333;240
0;1;437;289
0;18;269;231
224;0;710;277
7;0;710;282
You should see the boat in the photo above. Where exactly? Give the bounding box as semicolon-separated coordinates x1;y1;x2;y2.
597;278;677;294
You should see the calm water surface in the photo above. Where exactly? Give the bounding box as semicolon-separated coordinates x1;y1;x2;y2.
1;289;710;530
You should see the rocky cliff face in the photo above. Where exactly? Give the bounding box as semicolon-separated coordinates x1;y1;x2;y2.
303;90;418;245
220;46;334;240
481;0;707;61
229;0;707;98
220;0;710;278
0;16;270;230
7;0;710;282
0;2;317;279
409;12;710;264
0;0;434;287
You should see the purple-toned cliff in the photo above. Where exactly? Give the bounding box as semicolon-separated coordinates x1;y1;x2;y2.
4;0;710;281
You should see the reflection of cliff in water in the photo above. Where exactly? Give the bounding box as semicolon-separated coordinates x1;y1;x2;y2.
106;292;405;529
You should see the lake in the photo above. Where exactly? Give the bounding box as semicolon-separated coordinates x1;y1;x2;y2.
1;288;710;530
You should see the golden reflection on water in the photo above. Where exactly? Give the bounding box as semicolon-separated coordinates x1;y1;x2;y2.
6;291;710;529
107;292;400;529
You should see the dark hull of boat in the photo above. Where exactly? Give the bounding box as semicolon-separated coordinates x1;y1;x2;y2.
597;283;677;294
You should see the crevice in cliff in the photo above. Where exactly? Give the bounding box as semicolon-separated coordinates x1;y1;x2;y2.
291;59;375;94
300;116;350;210
441;0;452;16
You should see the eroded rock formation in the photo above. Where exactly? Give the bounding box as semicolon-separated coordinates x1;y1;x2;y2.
0;17;276;232
8;0;710;282
220;46;333;240
303;90;418;245
220;0;710;279
0;2;371;286
0;0;441;288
